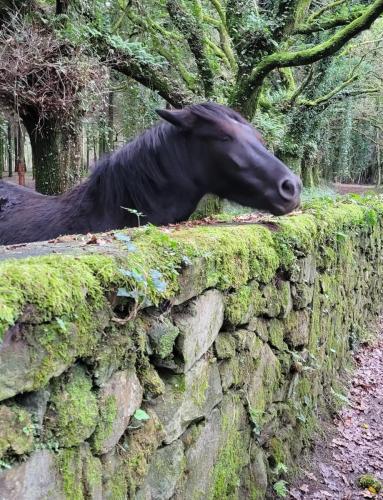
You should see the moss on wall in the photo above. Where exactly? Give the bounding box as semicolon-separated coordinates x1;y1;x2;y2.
1;196;383;498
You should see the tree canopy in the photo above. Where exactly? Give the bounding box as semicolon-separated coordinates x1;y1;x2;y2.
0;0;382;194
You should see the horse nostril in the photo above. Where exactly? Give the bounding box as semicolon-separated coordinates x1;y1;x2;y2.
279;178;297;201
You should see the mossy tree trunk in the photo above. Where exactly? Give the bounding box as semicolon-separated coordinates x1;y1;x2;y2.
7;121;12;178
23;115;83;195
0;121;4;179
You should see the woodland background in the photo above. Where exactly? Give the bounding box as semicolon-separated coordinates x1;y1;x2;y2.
0;0;382;196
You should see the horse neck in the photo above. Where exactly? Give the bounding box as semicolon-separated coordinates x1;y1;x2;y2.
78;126;209;227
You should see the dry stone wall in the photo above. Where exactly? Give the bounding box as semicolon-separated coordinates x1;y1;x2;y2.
1;197;383;499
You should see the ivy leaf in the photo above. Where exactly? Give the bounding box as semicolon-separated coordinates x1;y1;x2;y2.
150;269;167;293
126;242;137;252
335;231;347;242
56;317;67;332
133;409;150;421
115;233;131;242
119;268;133;277
117;287;138;299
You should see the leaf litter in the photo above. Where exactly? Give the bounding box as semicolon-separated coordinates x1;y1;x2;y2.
289;326;383;499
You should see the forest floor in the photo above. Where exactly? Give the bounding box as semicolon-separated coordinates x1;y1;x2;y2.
332;183;382;195
289;326;383;499
2;171;35;189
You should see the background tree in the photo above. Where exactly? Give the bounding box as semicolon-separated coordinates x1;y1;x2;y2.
0;10;105;194
0;0;382;195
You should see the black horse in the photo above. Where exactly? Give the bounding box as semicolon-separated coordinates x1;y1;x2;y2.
0;102;301;245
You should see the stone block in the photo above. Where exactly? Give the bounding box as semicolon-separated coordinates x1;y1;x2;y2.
152;357;222;444
0;450;64;500
261;281;292;319
92;369;143;455
173;290;224;371
135;440;185;500
284;310;310;347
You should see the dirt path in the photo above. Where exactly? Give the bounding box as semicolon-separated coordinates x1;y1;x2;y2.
332;183;381;195
2;172;35;189
289;330;383;499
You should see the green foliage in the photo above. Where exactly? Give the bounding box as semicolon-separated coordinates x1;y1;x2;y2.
133;409;150;421
273;480;288;498
358;474;382;492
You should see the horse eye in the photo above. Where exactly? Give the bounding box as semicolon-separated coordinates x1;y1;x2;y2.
221;135;231;142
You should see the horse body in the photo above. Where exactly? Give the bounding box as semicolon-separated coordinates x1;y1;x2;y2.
0;102;301;245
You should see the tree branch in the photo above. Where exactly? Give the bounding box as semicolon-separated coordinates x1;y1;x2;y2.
352;127;382;145
206;0;237;71
294;8;365;34
307;0;347;22
356;116;383;132
166;0;214;97
98;43;194;107
288;66;314;103
232;0;383;118
123;9;197;91
298;74;359;107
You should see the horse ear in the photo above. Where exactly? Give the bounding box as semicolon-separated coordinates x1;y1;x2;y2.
155;108;194;129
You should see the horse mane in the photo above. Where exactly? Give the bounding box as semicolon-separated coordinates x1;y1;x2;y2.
68;102;244;216
72;121;174;215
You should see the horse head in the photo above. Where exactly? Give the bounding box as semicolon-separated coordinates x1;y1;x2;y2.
156;103;301;216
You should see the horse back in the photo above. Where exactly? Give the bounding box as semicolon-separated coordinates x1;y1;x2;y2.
0;182;59;245
0;181;46;214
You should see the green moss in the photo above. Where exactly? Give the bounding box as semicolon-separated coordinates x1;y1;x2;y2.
225;286;252;326
82;450;102;498
262;280;292;318
174;224;280;287
251;487;267;500
210;413;247;499
191;365;209;407
49;366;99;448
225;282;264;326
148;320;180;359
139;363;166;398
109;469;128;499
2;198;383;347
123;410;164;496
92;395;118;454
358;474;382;492
273;214;318;268
168;374;186;395
56;444;102;500
57;448;84;500
0;405;34;458
92;323;135;386
268;320;287;351
0;254;110;341
215;333;236;359
269;437;286;466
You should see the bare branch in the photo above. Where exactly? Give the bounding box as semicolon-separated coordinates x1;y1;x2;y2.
0;14;105;125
